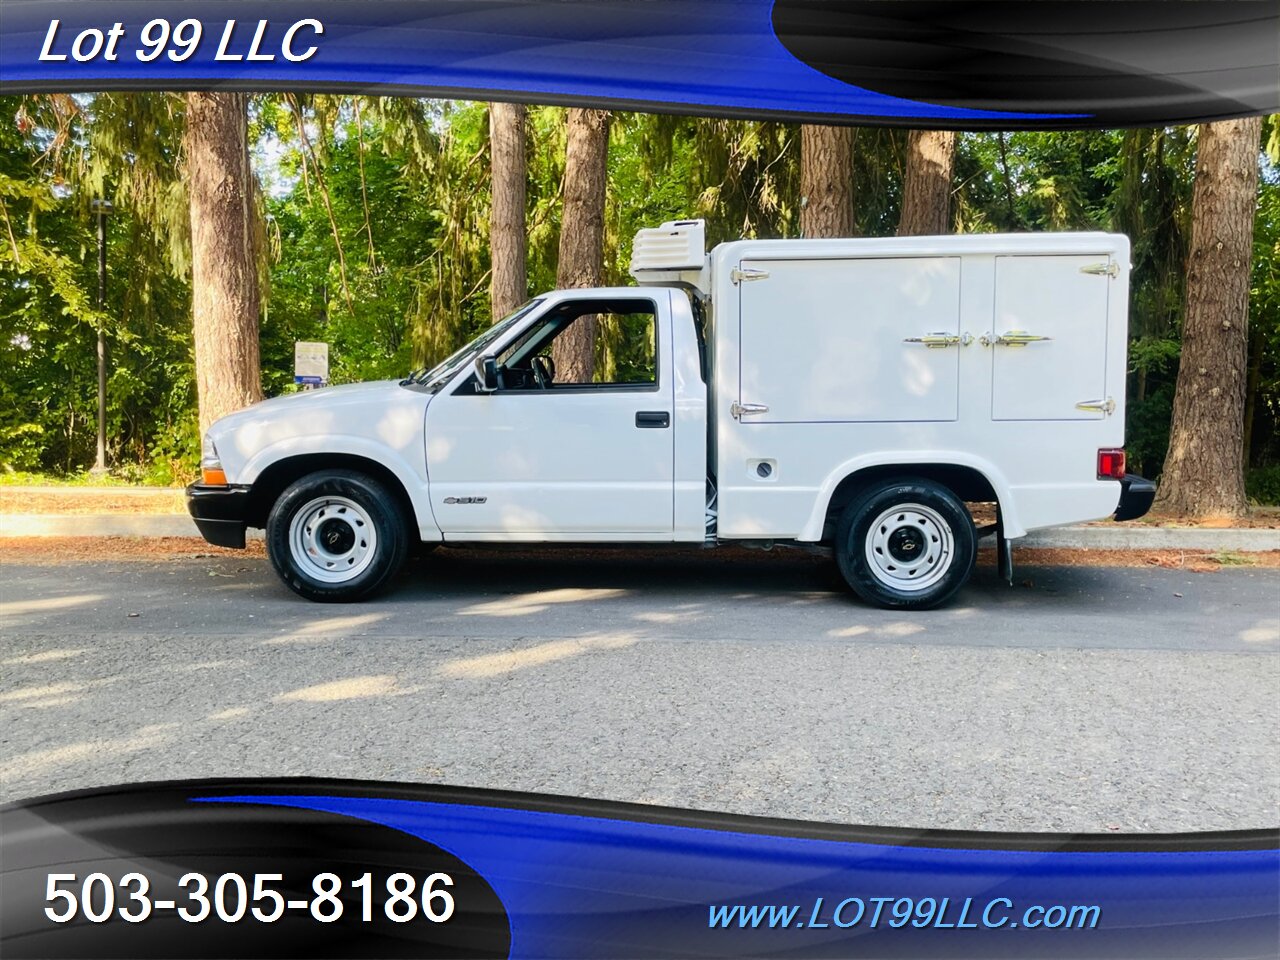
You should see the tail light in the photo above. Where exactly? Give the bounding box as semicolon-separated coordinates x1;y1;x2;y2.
1097;448;1126;480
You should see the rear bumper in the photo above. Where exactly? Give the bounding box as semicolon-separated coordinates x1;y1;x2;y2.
1114;473;1156;522
186;483;253;548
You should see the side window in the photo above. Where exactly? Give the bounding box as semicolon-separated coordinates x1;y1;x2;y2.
495;299;658;392
558;311;656;386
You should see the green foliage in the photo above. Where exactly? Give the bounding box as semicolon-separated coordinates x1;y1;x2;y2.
1248;157;1280;469
260;96;435;385
1;95;107;473
0;468;145;486
1245;465;1280;505
0;94;198;480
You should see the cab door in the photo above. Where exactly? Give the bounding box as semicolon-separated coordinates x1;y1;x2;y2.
424;294;675;540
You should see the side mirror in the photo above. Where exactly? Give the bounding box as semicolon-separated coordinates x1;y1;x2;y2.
474;355;499;393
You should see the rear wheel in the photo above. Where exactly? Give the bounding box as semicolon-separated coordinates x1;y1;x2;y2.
266;470;410;602
835;477;976;610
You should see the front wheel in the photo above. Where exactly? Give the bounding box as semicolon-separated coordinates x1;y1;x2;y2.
835;478;976;610
266;470;410;602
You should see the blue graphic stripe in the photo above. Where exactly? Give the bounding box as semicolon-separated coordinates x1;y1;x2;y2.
197;794;1280;958
1;0;1082;121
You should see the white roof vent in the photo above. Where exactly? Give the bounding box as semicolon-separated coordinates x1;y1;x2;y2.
629;219;709;295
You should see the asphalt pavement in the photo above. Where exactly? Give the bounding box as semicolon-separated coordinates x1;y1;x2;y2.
2;547;1277;834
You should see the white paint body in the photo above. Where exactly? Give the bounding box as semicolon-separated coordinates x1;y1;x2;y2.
205;232;1132;545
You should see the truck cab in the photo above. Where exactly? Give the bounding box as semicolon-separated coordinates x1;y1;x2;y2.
420;288;709;543
188;220;1154;608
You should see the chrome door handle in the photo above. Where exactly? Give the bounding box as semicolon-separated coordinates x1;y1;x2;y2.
980;330;1053;347
731;402;769;420
1075;397;1116;415
1080;261;1119;277
903;332;973;348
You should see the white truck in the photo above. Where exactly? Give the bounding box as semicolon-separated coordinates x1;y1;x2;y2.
188;220;1154;608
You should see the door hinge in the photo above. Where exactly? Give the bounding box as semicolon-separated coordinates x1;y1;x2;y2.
904;331;973;348
1080;261;1119;278
1075;397;1116;416
731;401;769;420
731;266;770;285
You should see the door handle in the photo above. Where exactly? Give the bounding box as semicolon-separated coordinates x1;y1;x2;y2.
1076;397;1116;415
903;332;973;348
980;330;1053;347
635;411;670;428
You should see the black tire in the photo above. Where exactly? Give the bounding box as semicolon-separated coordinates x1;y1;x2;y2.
834;477;976;610
266;469;411;602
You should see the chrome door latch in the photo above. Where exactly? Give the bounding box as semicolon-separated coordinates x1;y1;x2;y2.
730;267;770;284
1079;261;1119;278
1075;397;1116;415
903;332;973;348
731;401;769;420
980;330;1054;347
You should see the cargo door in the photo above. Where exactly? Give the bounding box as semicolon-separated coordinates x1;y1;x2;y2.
736;257;962;423
991;255;1112;420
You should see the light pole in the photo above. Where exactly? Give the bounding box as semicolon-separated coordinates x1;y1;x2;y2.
90;198;112;474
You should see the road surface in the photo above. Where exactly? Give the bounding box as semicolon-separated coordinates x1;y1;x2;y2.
2;547;1277;833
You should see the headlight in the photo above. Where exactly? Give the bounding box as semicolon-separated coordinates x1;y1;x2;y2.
200;435;227;486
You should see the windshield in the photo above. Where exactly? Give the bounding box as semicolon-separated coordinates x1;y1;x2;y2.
406;299;543;388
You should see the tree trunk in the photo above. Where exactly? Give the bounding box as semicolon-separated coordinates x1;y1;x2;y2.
1242;320;1263;468
1153;116;1261;517
489;101;528;319
898;129;956;236
185;91;262;435
800;124;855;238
552;108;610;383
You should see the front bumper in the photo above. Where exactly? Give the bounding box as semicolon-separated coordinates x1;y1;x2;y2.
1114;473;1157;522
186;483;253;548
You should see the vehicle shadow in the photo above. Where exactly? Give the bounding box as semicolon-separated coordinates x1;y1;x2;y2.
404;544;1106;604
412;544;841;595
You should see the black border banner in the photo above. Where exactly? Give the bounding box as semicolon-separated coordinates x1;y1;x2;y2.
2;0;1276;128
4;779;1278;958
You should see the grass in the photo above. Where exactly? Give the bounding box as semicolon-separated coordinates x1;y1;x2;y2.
0;469;181;488
1208;551;1256;567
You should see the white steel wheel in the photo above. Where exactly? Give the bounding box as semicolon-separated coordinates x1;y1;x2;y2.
267;469;410;602
835;478;976;610
287;495;378;584
863;502;955;592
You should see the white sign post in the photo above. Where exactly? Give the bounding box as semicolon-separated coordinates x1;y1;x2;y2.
294;341;329;389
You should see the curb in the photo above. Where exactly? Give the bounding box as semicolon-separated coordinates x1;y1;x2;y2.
1022;525;1279;552
0;514;264;540
1;514;1277;552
